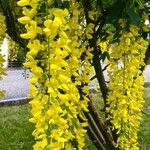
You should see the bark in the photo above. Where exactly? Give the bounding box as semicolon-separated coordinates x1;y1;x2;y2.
81;0;116;149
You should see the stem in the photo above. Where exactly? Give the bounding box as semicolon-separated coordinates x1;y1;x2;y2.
88;98;115;149
84;112;107;148
81;0;116;148
87;124;106;150
81;0;108;107
93;49;108;105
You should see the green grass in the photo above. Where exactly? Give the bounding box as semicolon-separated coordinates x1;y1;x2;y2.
0;104;35;150
147;58;150;65
0;88;149;150
139;88;150;150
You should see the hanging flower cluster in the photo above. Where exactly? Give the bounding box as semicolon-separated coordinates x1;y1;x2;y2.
142;13;150;33
18;0;93;149
0;13;6;97
8;37;19;61
106;23;148;150
0;14;6;44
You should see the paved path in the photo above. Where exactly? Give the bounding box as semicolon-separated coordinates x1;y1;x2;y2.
143;65;150;82
0;66;149;100
0;68;30;100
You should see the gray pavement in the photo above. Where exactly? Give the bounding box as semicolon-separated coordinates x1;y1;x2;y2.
0;65;149;100
0;68;30;100
143;65;150;82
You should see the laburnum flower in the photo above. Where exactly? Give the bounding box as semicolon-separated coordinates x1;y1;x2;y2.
97;40;108;52
142;13;150;32
17;0;39;7
18;0;93;149
27;39;44;56
85;23;94;39
17;0;30;6
106;23;148;150
18;16;31;24
22;7;37;18
20;21;42;39
0;14;6;44
0;13;6;97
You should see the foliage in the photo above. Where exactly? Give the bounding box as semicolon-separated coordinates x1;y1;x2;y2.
0;13;6;97
8;36;26;63
8;37;19;61
147;57;150;65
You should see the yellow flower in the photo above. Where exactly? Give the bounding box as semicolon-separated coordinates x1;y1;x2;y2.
22;7;37;18
47;142;63;150
86;23;94;39
17;0;30;6
98;41;108;52
43;19;53;36
27;40;44;56
142;25;150;32
19;2;90;149
21;21;42;39
106;22;148;149
129;25;139;36
53;8;68;18
31;66;43;76
29;76;38;84
18;16;31;24
33;138;47;150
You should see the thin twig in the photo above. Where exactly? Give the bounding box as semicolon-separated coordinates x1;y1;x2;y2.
90;75;96;81
102;64;109;71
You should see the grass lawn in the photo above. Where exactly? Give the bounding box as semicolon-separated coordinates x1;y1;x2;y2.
0;104;35;150
0;88;149;150
139;88;150;150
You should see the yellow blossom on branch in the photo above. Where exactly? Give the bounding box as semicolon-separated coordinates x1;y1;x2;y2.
18;0;93;149
106;22;148;150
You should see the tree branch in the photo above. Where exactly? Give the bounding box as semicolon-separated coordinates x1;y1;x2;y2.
0;1;26;48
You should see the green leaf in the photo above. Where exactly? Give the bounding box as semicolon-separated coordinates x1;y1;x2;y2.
1;0;9;12
134;0;144;9
106;2;125;23
126;7;141;25
102;0;116;8
38;2;47;16
53;0;70;9
100;52;110;62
